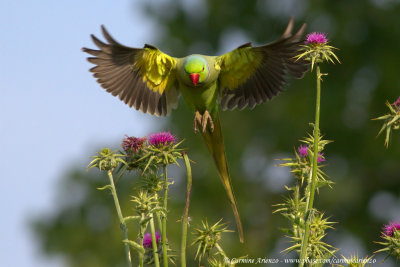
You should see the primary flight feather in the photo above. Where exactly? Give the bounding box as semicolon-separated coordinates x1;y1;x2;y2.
83;18;308;243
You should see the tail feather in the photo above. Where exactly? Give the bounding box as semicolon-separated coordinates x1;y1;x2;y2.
200;114;244;243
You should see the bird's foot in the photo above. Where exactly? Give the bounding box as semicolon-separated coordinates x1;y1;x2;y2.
194;110;214;133
194;111;202;132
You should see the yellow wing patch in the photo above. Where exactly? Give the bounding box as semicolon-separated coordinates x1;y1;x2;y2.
133;47;177;95
216;45;262;90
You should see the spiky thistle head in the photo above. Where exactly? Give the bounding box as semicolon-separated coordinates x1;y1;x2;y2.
298;144;309;158
279;133;332;186
148;131;176;147
305;32;328;44
295;32;340;71
392;96;400;110
88;148;126;171
297;144;325;163
131;191;160;215
383;221;400;237
138;131;184;172
121;136;147;153
137;173;164;193
142;232;161;248
373;96;400;148
191;219;232;262
374;220;400;261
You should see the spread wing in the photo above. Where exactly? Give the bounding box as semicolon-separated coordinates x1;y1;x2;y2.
216;17;308;111
83;25;179;116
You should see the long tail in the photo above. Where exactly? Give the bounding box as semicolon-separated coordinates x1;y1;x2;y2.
200;113;244;243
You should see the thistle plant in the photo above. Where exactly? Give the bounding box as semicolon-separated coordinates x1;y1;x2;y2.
143;230;162;265
275;135;337;263
191;219;238;267
126;131;183;267
141;131;183;172
279;135;333;188
276;32;340;266
373;96;400;147
181;153;192;267
373;99;400;262
88;148;132;267
297;32;340;71
121;136;148;171
374;220;400;261
143;232;162;249
130;190;164;267
145;131;182;267
88;131;195;267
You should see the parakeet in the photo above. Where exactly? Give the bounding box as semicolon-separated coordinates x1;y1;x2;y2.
83;17;307;243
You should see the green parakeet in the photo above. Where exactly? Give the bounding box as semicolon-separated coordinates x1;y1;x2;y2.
83;18;307;243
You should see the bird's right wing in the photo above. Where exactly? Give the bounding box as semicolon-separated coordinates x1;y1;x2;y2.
83;26;179;116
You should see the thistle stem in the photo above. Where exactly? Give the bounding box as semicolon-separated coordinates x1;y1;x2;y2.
181;153;192;267
138;213;146;267
294;185;301;238
149;214;161;267
138;251;144;267
107;170;132;267
154;193;163;232
162;164;169;267
299;65;321;267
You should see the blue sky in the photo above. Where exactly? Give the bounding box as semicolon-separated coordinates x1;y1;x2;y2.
2;1;399;266
0;1;164;266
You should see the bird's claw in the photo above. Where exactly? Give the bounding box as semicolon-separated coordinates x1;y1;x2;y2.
194;110;214;133
194;111;202;132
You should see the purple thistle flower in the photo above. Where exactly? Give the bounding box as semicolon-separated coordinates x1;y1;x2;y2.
305;32;328;44
121;136;147;153
142;232;161;248
148;131;176;147
298;145;308;158
392;96;400;110
383;221;400;237
298;145;326;163
317;152;325;163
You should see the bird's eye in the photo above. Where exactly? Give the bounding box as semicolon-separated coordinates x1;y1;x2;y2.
202;66;205;71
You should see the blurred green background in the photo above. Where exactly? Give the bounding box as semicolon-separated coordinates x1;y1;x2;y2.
32;0;400;266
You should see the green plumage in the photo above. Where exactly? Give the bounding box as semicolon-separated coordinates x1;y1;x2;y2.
83;17;308;243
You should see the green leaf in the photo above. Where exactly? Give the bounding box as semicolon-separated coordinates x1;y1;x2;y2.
123;216;141;223
387;100;396;113
87;158;100;169
142;155;156;174
139;217;152;226
123;239;145;253
372;114;391;121
387;114;400;126
376;122;388;137
97;185;112;191
385;126;391;148
167;154;179;166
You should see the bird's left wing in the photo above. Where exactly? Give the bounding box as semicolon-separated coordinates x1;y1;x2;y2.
215;17;308;111
83;25;179;116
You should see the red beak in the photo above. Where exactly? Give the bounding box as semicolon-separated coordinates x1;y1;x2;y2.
189;73;199;86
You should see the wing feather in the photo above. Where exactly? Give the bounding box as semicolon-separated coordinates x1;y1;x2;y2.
83;25;179;116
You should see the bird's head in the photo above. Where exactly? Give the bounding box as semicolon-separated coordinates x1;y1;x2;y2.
183;55;209;87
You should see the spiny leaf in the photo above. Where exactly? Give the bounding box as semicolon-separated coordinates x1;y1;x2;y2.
123;216;141;223
123;239;145;253
97;185;112;191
